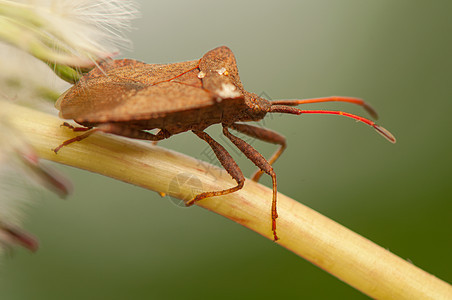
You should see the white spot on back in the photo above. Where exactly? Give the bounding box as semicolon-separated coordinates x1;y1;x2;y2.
216;83;241;99
197;71;206;78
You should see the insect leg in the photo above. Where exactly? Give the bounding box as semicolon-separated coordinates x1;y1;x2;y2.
53;128;100;153
222;125;279;241
60;122;92;132
229;123;286;182
53;123;171;153
94;124;172;141
187;130;245;206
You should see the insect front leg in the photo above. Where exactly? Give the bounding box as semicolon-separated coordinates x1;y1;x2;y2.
229;123;286;182
188;130;245;205
223;125;279;241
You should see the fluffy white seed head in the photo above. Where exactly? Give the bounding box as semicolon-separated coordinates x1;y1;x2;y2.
3;0;140;66
0;0;138;252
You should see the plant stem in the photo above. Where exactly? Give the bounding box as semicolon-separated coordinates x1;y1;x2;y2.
1;100;451;299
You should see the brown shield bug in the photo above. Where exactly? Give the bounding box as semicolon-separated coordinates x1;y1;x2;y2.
54;46;396;241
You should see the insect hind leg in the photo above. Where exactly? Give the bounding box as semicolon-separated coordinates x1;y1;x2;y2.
53;127;100;153
60;122;92;132
53;123;171;153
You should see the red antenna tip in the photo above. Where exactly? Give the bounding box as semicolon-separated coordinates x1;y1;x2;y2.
374;125;396;144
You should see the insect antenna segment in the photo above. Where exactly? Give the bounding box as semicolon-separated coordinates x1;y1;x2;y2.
269;97;396;144
270;96;379;119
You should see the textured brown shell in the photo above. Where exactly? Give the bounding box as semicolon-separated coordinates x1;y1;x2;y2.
56;46;246;123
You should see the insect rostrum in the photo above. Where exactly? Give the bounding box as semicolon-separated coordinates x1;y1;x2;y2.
55;46;396;241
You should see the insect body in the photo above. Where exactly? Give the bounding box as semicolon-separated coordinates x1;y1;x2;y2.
55;46;396;241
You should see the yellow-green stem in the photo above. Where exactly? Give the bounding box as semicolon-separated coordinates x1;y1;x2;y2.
1;101;451;300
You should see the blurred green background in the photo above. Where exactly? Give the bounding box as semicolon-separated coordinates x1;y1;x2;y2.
1;1;451;299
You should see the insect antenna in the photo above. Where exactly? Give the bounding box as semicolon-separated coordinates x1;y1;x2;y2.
271;96;378;119
269;105;396;144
